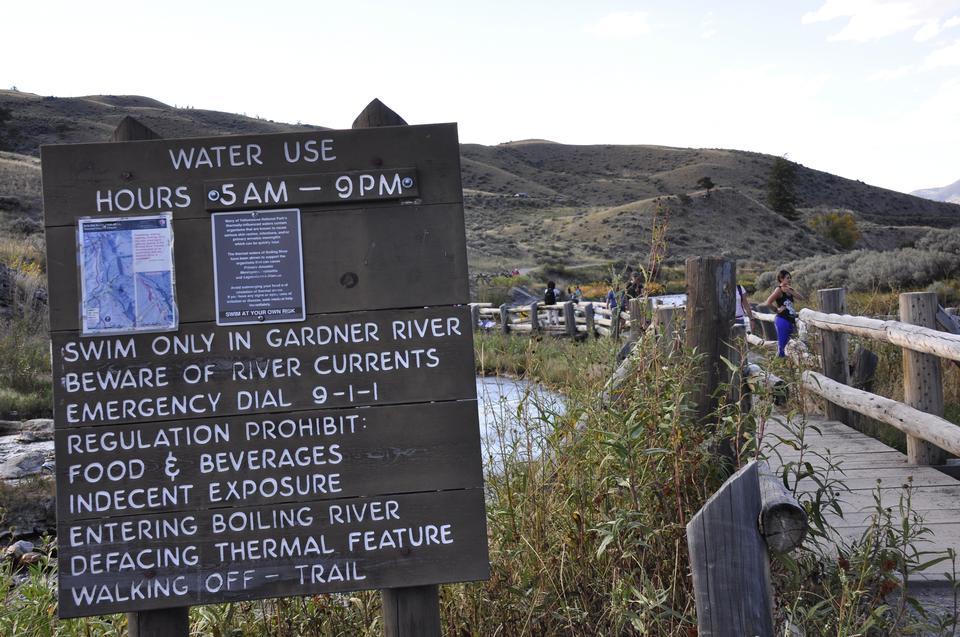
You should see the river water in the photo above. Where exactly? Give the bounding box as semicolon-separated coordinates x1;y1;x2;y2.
475;376;565;469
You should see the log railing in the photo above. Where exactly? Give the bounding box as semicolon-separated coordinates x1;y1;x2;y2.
469;299;675;339
799;290;958;465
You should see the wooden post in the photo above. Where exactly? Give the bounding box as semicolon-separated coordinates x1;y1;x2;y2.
687;461;775;637
563;301;576;337
382;585;441;637
354;101;442;637
611;307;622;340
584;303;596;337
685;257;736;423
530;301;541;334
470;304;481;332
499;304;510;334
818;288;850;425
900;292;946;465
111;117;190;637
653;305;677;353
629;298;644;340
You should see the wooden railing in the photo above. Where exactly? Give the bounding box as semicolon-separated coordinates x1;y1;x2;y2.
469;298;672;339
799;289;960;466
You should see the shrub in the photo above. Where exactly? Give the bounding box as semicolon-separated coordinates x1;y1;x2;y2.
808;211;861;249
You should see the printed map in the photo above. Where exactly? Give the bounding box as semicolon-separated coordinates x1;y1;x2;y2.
79;215;177;334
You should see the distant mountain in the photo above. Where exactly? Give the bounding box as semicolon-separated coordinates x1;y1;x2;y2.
1;89;958;272
911;179;960;205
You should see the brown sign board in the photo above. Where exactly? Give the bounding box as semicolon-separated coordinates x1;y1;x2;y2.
41;123;488;618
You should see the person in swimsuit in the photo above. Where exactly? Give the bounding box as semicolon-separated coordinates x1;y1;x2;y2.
764;270;804;357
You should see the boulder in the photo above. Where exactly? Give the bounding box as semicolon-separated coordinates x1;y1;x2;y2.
18;419;53;442
5;539;34;560
0;450;49;479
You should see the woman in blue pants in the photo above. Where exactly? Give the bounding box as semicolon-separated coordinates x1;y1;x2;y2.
764;270;803;357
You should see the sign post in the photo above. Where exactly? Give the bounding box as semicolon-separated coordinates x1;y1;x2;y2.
42;111;488;633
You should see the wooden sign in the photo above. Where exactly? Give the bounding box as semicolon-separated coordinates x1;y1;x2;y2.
42;123;488;619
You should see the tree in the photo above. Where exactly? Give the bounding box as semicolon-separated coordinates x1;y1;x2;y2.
809;211;861;249
766;156;798;220
696;176;715;195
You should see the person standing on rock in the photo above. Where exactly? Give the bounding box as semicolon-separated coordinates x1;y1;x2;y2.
764;270;803;357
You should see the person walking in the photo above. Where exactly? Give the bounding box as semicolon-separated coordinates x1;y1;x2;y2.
764;270;803;357
544;280;560;325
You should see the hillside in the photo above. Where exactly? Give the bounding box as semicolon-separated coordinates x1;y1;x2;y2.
1;89;958;272
912;178;960;205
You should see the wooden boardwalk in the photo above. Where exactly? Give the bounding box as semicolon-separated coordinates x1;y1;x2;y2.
762;414;960;582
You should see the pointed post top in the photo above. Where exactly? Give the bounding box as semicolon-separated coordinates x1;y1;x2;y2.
112;116;160;142
352;99;408;129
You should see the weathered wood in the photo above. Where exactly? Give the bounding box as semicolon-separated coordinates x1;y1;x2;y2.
901;292;947;465
584;303;596;337
530;302;541;333
687;461;774;637
47;203;470;332
801;371;960;457
799;308;960;362
470;304;481;331
60;489;489;618
746;333;777;349
685;257;736;423
112;116;160;143
819;288;850;425
850;345;878;392
51;307;476;429
112;116;187;637
128;607;188;637
653;306;677;353
499;304;510;334
564;301;577;337
611;307;622;340
352;98;409;129
382;585;441;637
757;462;808;553
56;400;483;522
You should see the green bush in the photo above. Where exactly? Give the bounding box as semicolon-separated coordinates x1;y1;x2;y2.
808;211;861;249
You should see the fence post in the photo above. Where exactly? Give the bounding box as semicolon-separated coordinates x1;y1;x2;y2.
685;257;736;423
629;297;644;340
564;301;577;337
352;98;443;637
818;288;850;425
499;304;510;334
584;303;596;337
612;307;622;340
470;304;481;332
530;301;541;334
111;117;191;637
900;292;946;465
687;461;774;637
653;305;677;353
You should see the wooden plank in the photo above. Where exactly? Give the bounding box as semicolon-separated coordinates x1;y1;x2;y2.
55;399;483;523
687;461;774;637
40;124;463;227
51;305;476;429
46;203;469;332
57;488;489;618
818;288;850;425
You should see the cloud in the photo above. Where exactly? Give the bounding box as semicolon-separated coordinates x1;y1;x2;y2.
802;0;960;42
868;64;917;80
923;38;960;66
701;11;718;39
586;11;652;38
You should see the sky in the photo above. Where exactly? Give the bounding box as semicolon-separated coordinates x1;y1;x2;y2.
5;0;960;194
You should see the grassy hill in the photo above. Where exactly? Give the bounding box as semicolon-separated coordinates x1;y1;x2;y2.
1;89;958;273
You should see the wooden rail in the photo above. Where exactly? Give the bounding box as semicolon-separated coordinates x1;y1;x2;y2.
800;290;957;465
470;300;670;339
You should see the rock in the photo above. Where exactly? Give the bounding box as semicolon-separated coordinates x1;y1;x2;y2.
5;539;34;560
0;450;49;479
19;551;42;565
0;476;56;540
19;419;53;441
